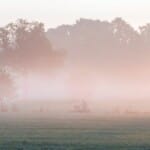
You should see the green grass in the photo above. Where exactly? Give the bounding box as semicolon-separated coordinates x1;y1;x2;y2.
0;116;150;149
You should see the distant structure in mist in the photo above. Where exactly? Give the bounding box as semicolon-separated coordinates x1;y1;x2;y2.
72;99;90;113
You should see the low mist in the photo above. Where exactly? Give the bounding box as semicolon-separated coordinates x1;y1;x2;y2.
1;18;150;117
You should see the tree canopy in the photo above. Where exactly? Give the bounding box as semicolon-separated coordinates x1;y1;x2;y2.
47;17;150;67
0;19;64;74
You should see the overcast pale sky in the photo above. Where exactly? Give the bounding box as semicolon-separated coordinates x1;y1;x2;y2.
0;0;150;29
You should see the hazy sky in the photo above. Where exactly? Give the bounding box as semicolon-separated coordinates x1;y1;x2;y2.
0;0;150;29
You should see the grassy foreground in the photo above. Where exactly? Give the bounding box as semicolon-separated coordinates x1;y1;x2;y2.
0;115;150;150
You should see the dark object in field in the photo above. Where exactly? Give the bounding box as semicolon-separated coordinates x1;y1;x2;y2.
72;99;90;113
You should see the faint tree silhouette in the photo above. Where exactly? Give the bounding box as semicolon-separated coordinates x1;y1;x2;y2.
0;19;64;75
0;68;15;112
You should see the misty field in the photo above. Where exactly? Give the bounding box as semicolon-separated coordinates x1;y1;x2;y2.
0;116;150;150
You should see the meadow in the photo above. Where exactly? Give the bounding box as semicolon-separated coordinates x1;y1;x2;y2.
0;115;150;150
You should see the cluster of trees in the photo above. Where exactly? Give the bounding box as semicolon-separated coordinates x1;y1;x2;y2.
47;17;150;101
0;19;64;102
47;17;150;67
1;17;150;102
0;19;64;74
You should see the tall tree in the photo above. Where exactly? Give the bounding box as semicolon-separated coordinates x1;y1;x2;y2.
0;19;63;74
112;17;139;48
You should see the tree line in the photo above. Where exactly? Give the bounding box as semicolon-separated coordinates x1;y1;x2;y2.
47;17;150;67
0;19;64;103
1;17;150;102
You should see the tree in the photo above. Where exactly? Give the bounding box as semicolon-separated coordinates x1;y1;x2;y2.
112;17;139;48
139;24;150;47
0;19;64;75
0;28;9;50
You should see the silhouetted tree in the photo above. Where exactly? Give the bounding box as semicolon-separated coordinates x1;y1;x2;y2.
140;24;150;48
0;19;64;75
112;18;138;47
47;18;147;68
